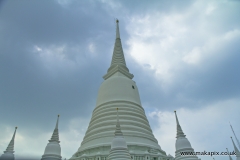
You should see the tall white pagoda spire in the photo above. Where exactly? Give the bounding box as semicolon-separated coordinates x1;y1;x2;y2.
0;127;17;160
70;20;169;160
108;108;131;160
230;122;240;149
41;115;62;160
174;111;200;160
103;19;133;80
231;137;240;160
226;148;233;160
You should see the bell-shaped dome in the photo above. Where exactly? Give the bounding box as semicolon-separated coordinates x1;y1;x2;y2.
111;136;128;149
43;142;61;155
96;75;141;106
175;137;192;151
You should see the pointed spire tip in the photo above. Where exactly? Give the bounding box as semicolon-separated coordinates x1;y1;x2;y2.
175;110;186;138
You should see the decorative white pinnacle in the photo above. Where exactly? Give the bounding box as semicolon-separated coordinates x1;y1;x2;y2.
0;127;17;160
231;137;240;157
103;19;133;80
110;19;126;67
5;127;17;153
230;122;240;149
115;108;123;136
226;148;233;160
49;115;60;143
174;111;186;138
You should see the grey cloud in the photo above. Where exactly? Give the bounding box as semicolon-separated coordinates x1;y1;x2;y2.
0;0;118;131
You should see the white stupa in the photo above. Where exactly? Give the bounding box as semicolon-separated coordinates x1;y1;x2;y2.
107;108;131;160
226;148;233;160
41;115;62;160
231;137;240;160
0;127;17;160
174;111;200;160
70;19;173;160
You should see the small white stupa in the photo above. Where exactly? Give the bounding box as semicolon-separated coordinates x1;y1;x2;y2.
174;111;200;160
107;108;131;160
231;137;240;160
41;115;62;160
0;127;17;160
226;148;233;160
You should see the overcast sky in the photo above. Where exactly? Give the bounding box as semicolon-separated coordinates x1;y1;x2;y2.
0;0;240;160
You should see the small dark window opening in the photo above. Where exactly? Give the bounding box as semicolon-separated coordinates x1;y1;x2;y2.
132;85;135;89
